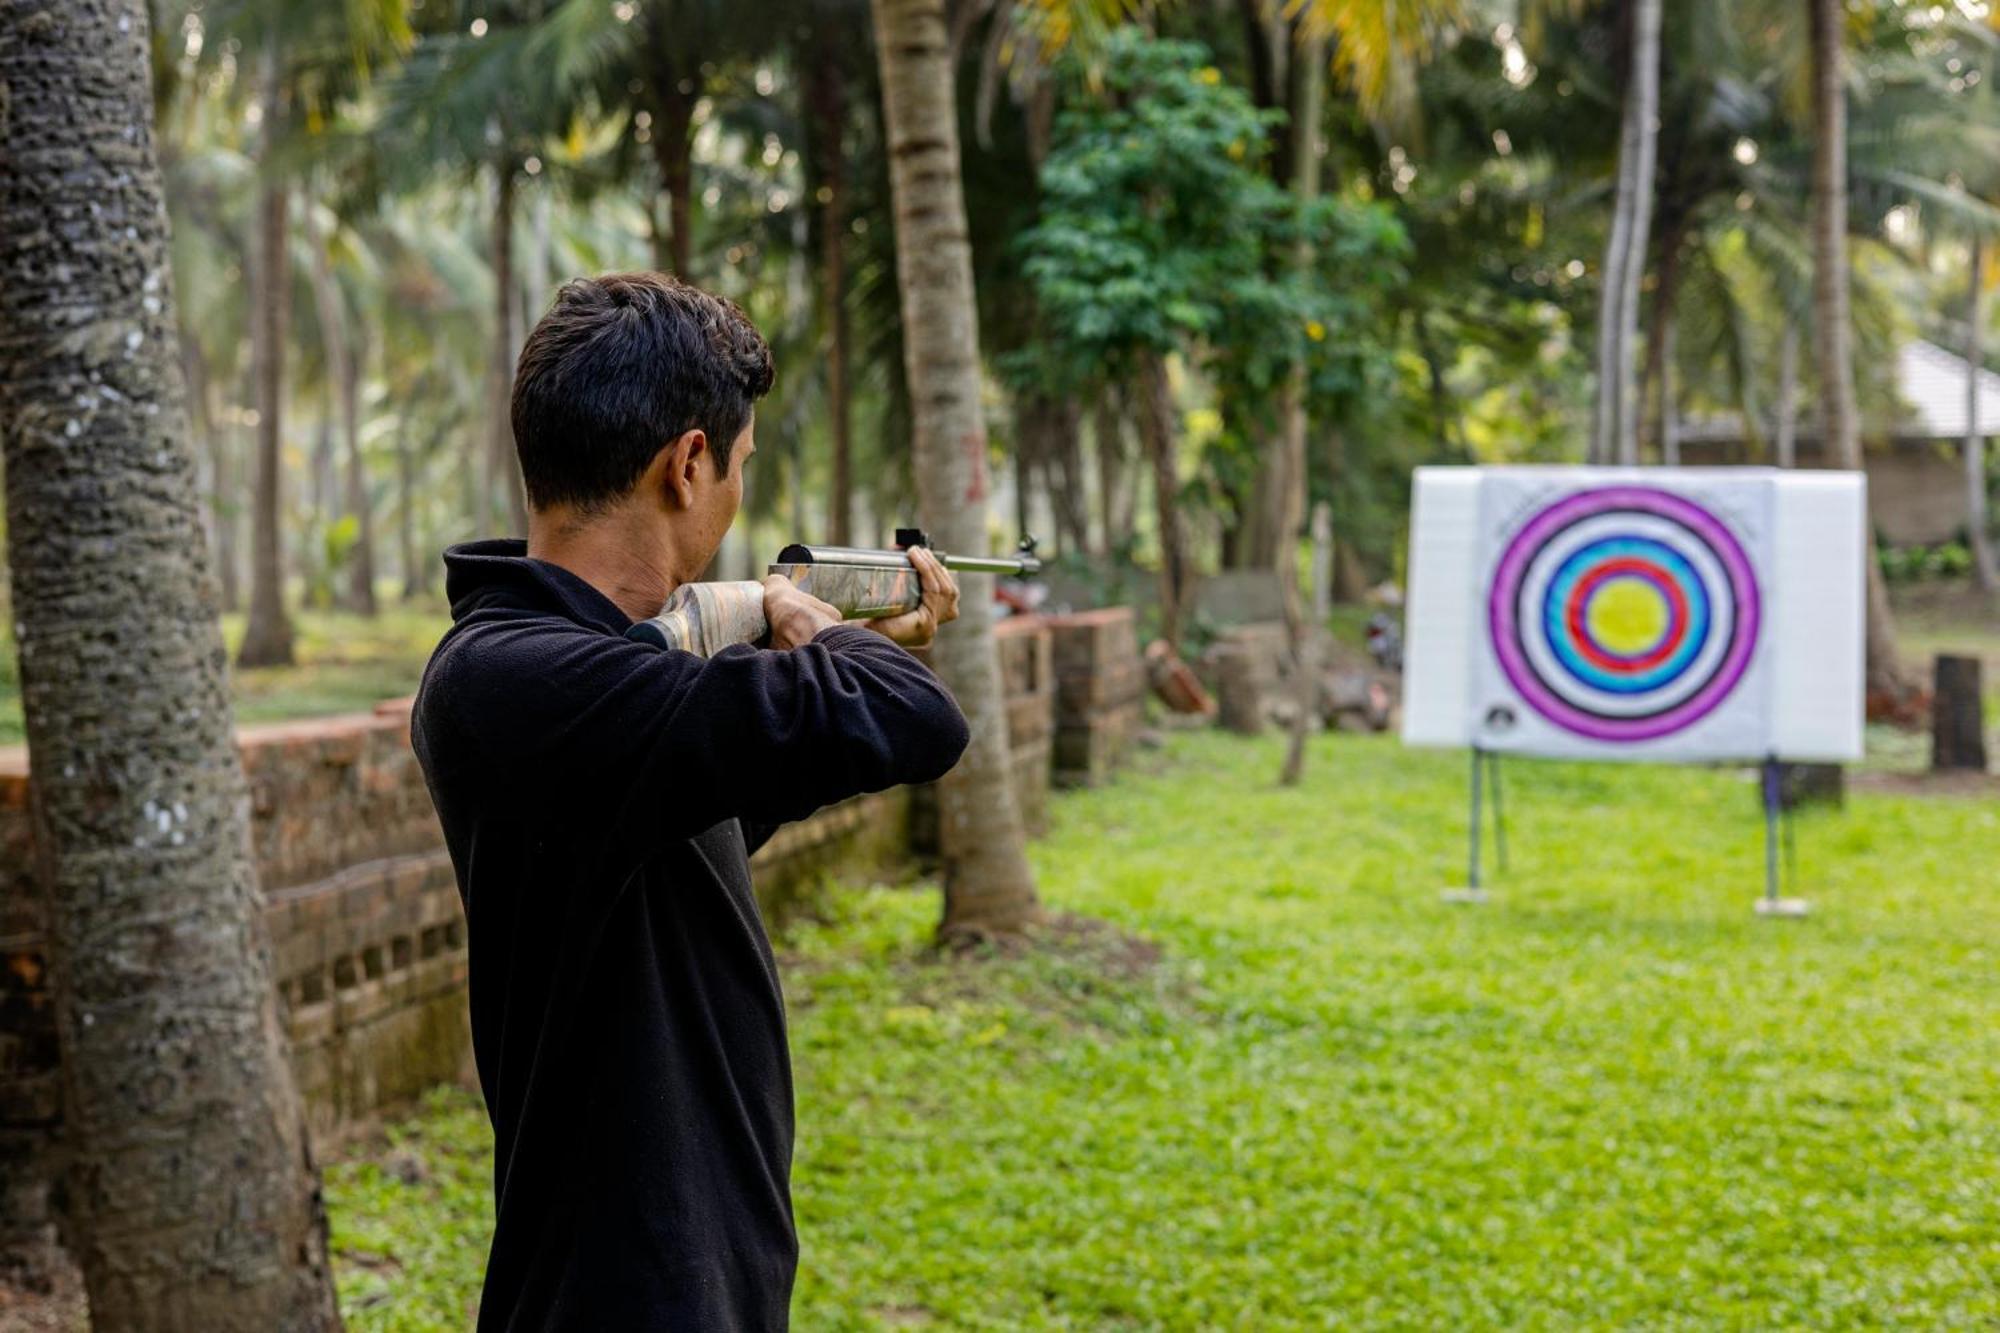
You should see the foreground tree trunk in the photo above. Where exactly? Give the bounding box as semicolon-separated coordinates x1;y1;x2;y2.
0;4;344;1327
871;0;1041;938
238;37;295;667
1590;0;1661;466
1964;241;1997;591
1808;0;1912;700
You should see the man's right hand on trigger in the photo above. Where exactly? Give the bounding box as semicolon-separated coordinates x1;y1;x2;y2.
763;576;842;650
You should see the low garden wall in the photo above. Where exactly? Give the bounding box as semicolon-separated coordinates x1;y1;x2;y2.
0;606;1143;1242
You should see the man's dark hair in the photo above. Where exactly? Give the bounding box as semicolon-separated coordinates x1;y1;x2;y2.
512;272;774;512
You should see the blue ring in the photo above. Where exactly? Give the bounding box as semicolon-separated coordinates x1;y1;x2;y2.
1540;537;1711;695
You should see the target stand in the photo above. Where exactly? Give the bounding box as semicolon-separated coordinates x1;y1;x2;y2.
1404;467;1864;918
1442;747;1506;904
1755;758;1810;917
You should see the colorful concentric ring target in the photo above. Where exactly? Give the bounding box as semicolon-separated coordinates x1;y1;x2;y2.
1487;486;1761;742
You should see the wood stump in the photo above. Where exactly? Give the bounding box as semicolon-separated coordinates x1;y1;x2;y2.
1931;654;1989;772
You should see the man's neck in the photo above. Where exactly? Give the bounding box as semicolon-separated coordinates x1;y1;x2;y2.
526;507;688;623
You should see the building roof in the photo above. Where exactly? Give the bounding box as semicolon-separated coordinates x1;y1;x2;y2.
1679;337;2000;447
1896;339;2000;440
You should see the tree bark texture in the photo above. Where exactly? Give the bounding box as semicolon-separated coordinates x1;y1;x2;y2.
237;37;294;667
1590;0;1660;467
1136;350;1190;652
489;160;527;536
299;191;376;615
870;0;1041;937
1964;242;1996;591
1809;0;1911;700
0;4;344;1328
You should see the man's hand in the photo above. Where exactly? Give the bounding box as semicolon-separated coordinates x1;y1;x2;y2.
763;575;843;649
865;546;960;649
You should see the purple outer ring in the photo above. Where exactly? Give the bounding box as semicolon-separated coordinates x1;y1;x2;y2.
1488;486;1761;742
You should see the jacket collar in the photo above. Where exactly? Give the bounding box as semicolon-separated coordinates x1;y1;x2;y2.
441;539;632;636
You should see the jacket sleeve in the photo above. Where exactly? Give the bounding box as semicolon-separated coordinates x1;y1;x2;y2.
441;621;969;850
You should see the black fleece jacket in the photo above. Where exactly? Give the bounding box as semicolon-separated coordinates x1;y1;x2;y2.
410;540;969;1332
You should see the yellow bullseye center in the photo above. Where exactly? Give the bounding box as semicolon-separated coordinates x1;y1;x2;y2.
1586;577;1670;654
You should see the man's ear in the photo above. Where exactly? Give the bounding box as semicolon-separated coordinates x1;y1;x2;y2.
645;429;708;510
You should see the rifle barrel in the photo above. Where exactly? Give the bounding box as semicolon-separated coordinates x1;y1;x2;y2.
774;542;1041;576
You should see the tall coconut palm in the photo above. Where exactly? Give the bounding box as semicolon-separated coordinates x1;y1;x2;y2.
237;35;299;666
1591;0;1662;466
0;2;343;1326
870;0;1041;937
1808;0;1911;701
299;188;381;613
1966;240;1997;591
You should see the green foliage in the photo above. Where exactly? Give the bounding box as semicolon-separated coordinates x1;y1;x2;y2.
328;730;2000;1329
1016;31;1295;386
1878;537;1977;585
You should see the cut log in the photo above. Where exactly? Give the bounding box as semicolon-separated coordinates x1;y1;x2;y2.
1931;654;1989;773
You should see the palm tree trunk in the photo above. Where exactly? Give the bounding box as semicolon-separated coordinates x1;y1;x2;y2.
1136;349;1189;652
0;5;343;1326
1094;390;1128;556
343;340;378;612
1775;321;1798;467
238;38;295;668
1047;397;1088;555
300;192;377;615
1643;220;1683;464
1591;0;1661;467
870;0;1041;938
1658;304;1680;466
178;329;231;611
399;416;422;599
1278;31;1327;787
489;159;528;535
215;378;243;612
1809;0;1911;700
644;24;701;281
805;38;854;545
1965;241;1997;591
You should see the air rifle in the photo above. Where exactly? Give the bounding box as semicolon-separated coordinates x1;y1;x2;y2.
625;528;1042;657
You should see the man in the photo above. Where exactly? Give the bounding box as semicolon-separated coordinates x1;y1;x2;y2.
412;272;970;1331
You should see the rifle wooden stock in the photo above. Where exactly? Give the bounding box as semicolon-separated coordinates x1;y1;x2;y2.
625;563;920;657
624;537;1040;657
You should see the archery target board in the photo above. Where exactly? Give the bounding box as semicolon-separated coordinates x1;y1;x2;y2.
1402;467;1865;763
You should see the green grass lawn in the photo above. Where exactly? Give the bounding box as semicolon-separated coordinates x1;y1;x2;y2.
326;730;2000;1331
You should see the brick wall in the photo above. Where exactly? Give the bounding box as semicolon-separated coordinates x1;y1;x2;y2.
909;615;1057;852
0;702;915;1239
1047;609;1144;786
0;611;1137;1241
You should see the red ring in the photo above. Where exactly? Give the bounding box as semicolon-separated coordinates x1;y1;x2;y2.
1563;558;1688;674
